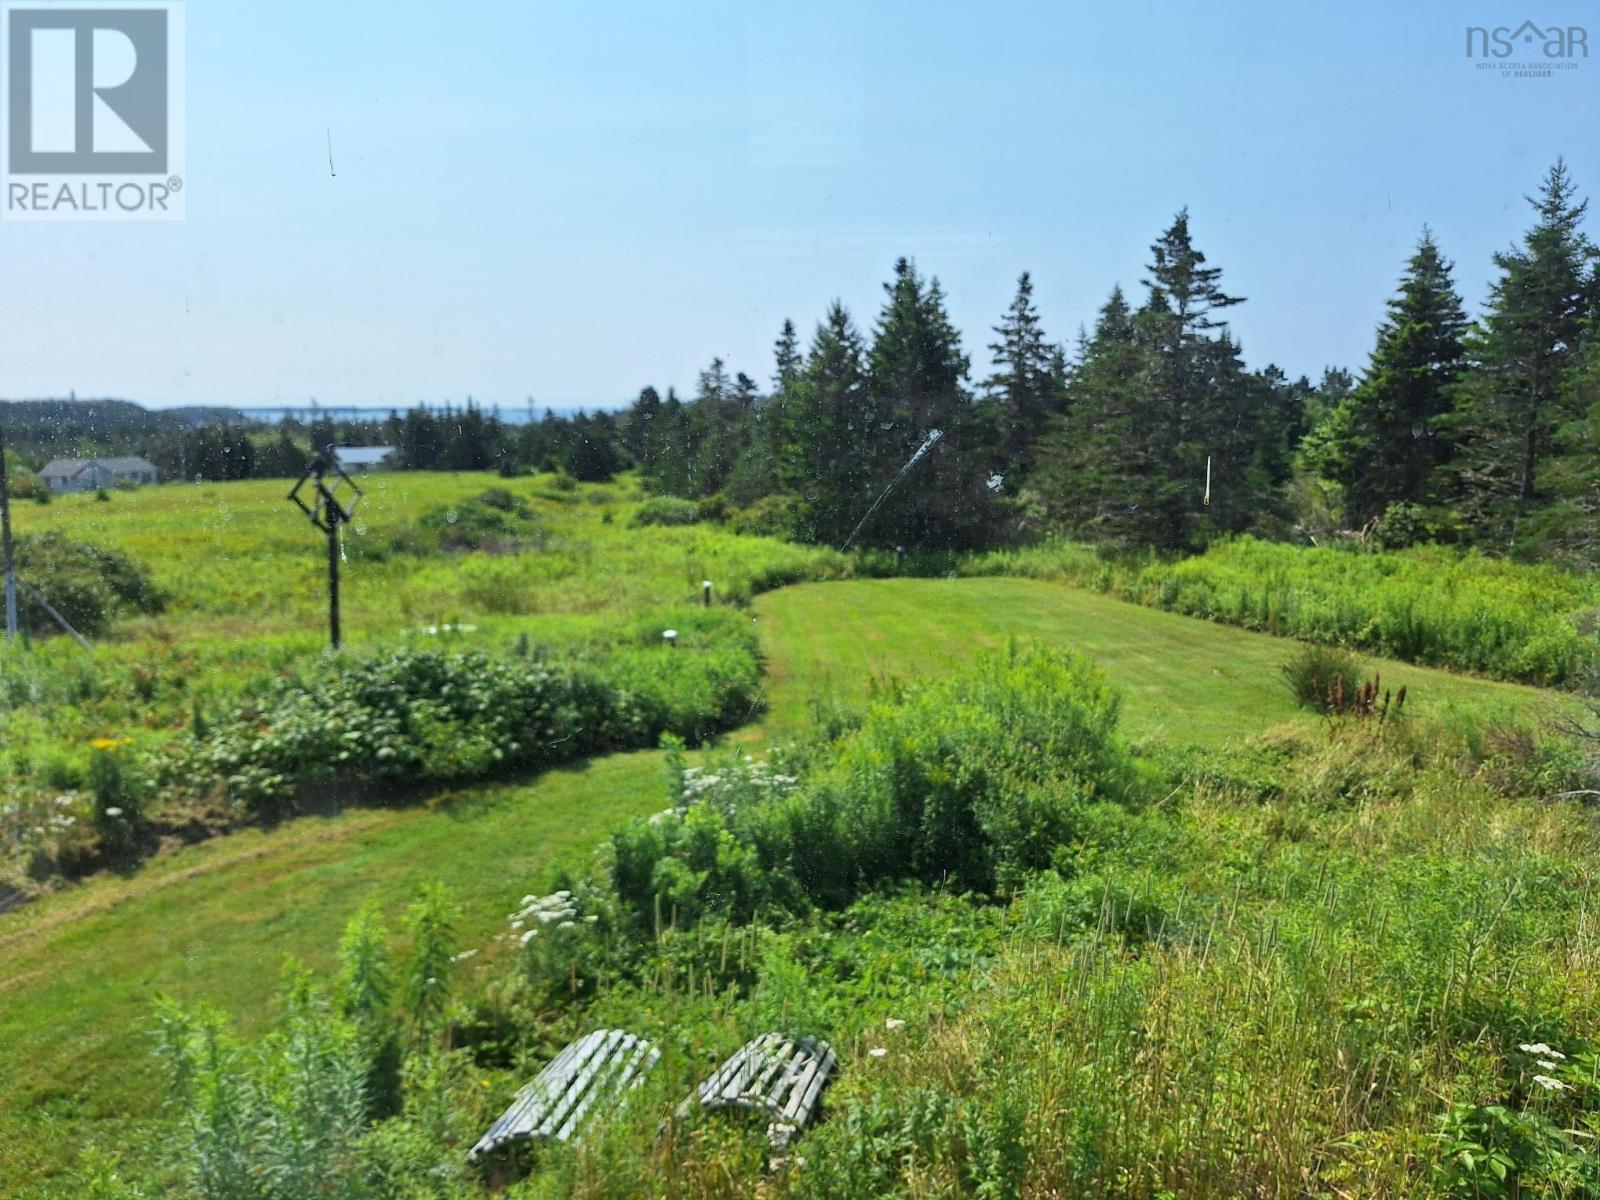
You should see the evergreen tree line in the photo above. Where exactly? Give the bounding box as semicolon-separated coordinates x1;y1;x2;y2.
3;405;635;488
620;159;1600;558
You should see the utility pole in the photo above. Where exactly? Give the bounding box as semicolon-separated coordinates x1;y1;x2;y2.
0;415;16;642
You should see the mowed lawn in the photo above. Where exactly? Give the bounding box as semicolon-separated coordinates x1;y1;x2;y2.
0;753;667;1194
753;577;1555;745
0;575;1561;1193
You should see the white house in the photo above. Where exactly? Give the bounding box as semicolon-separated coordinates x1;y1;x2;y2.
38;457;159;493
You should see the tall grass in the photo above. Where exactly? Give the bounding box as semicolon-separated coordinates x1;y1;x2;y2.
967;536;1600;686
134;661;1600;1200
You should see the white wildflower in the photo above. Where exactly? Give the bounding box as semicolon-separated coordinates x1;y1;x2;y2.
868;1047;887;1059
451;949;479;962
885;1018;905;1030
1532;1074;1571;1092
1539;1060;1562;1071
103;807;123;818
519;929;538;945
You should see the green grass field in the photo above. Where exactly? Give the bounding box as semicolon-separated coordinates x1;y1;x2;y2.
753;576;1552;745
0;566;1559;1191
0;474;1583;1195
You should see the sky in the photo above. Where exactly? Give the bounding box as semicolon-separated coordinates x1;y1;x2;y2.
1;0;1597;411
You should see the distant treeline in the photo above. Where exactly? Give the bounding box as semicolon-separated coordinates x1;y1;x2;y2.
5;160;1598;561
0;400;626;487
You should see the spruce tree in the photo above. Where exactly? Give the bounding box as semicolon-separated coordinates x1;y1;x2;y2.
864;259;991;548
783;302;873;544
625;386;662;468
1032;286;1158;542
983;271;1060;477
1450;160;1596;534
1304;230;1467;522
1035;213;1278;548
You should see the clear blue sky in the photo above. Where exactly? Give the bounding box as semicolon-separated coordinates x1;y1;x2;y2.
2;0;1597;409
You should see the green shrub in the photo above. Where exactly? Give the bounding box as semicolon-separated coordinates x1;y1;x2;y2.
605;646;1138;934
1374;500;1435;550
630;496;700;528
88;746;143;863
169;608;761;819
1281;643;1365;712
11;531;165;638
728;494;800;539
407;491;534;552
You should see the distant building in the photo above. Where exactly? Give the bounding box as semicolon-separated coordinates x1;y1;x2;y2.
332;446;395;472
38;456;159;494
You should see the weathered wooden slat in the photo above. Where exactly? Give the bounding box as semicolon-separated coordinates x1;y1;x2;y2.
675;1031;838;1149
469;1028;660;1162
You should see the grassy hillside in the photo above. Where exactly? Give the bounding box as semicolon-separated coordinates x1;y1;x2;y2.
0;475;1588;1196
0;574;1561;1193
754;577;1552;745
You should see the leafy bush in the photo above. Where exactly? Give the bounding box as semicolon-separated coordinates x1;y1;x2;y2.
408;491;535;552
6;472;50;503
11;531;165;637
630;496;700;528
606;646;1138;934
1374;500;1438;550
169;608;761;818
728;494;801;539
154;886;470;1200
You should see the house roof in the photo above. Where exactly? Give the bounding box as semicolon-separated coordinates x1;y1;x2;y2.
333;446;393;466
38;456;157;478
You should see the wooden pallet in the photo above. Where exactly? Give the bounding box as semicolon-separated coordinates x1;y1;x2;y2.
676;1032;838;1149
468;1029;659;1162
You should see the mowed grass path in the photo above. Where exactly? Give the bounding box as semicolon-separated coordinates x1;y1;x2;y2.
753;577;1552;744
0;575;1557;1193
0;753;666;1194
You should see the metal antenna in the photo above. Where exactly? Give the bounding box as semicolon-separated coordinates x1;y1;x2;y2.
840;428;943;553
287;445;363;649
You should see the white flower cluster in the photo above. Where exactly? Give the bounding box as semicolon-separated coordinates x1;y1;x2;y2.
507;889;597;946
1519;1042;1566;1060
421;622;478;636
675;755;801;818
1520;1043;1572;1083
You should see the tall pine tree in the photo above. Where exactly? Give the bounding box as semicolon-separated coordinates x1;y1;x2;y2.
864;258;993;548
983;271;1061;478
782;302;874;544
1304;229;1467;523
1450;160;1596;535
